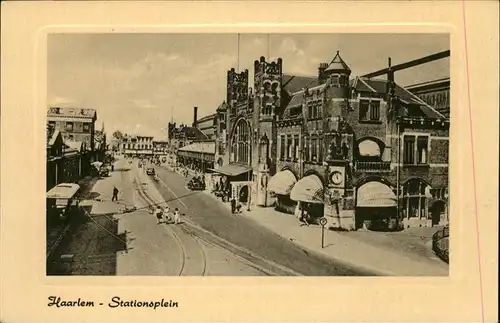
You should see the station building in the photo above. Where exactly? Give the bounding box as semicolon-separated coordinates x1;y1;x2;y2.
271;52;449;230
179;51;450;230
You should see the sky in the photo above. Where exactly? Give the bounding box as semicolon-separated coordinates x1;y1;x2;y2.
48;33;450;140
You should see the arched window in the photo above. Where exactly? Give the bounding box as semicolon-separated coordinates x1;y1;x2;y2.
231;119;251;164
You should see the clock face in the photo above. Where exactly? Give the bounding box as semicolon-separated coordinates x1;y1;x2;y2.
331;171;343;185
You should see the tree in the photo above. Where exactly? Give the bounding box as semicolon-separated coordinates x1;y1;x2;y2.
112;130;124;140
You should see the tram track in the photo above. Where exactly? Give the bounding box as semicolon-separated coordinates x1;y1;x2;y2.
133;174;208;276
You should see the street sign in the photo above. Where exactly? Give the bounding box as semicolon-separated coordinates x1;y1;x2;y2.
319;217;327;226
319;217;327;248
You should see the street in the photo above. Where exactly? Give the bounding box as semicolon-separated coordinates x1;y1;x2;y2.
147;160;376;276
48;156;376;276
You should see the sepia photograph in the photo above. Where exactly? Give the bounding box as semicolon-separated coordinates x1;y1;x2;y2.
45;33;451;277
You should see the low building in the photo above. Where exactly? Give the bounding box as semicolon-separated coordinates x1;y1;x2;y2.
46;125;89;191
176;140;216;170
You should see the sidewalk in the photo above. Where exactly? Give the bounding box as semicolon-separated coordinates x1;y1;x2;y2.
202;191;448;276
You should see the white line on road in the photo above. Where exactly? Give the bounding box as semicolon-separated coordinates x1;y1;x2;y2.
154;170;302;276
157;177;188;208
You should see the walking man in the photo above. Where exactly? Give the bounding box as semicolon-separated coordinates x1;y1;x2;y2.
230;197;236;215
112;185;119;202
173;208;180;224
155;206;163;224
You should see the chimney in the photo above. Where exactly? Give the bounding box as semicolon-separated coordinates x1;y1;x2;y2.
318;62;329;84
193;106;198;127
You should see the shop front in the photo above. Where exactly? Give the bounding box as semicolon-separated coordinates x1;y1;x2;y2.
355;181;398;230
290;174;325;223
267;169;298;214
209;163;253;202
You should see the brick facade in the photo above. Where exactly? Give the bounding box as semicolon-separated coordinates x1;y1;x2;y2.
209;51;449;230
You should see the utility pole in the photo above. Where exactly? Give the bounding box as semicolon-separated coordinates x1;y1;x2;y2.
237;33;240;72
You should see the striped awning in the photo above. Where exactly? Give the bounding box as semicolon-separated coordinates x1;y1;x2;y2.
357;181;397;207
267;170;297;195
290;175;324;204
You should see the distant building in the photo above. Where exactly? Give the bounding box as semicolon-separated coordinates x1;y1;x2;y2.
47;107;97;153
405;77;450;118
167;121;208;152
195;112;217;140
94;123;107;161
121;134;154;157
153;140;169;156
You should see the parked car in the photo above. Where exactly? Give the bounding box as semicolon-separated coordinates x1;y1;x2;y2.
187;176;205;191
99;167;109;177
146;167;155;175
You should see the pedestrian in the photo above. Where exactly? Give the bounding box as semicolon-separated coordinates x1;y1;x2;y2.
299;209;310;227
112;185;119;202
163;205;170;223
155;206;163;224
173;208;180;224
230;197;236;214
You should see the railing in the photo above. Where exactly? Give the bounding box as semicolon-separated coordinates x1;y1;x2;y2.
355;161;391;172
432;225;449;264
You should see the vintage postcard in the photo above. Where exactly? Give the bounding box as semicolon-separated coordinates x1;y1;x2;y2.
1;1;498;322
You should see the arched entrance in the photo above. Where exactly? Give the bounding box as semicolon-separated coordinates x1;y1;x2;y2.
355;180;397;230
239;185;249;203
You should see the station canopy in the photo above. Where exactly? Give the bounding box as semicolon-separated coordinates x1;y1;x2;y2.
178;142;215;154
209;163;252;177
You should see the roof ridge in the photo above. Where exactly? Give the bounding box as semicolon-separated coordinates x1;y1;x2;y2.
405;77;450;89
397;85;446;118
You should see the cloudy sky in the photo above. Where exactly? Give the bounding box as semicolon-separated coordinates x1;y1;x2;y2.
48;33;449;139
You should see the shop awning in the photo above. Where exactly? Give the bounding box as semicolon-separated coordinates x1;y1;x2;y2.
290;175;324;204
356;181;397;207
210;163;252;177
268;170;297;195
